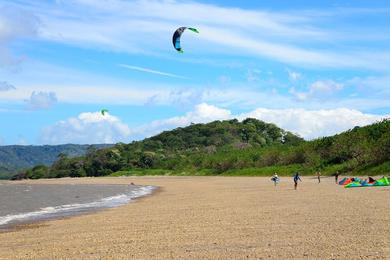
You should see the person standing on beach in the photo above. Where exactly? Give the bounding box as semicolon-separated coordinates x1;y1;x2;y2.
271;173;279;186
335;171;340;184
293;172;302;190
316;171;321;183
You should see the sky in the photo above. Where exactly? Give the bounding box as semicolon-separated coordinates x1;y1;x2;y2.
0;0;389;145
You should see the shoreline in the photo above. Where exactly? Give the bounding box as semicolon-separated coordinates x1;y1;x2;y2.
2;185;163;234
0;176;389;259
0;182;157;232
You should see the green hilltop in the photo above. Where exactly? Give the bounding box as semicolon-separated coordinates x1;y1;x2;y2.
10;118;390;179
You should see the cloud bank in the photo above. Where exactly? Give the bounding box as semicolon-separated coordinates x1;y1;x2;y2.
41;112;131;144
240;107;385;139
25;91;57;110
118;64;189;79
290;80;343;101
41;105;388;144
6;0;390;71
143;105;386;140
134;103;231;138
0;81;15;91
0;5;39;68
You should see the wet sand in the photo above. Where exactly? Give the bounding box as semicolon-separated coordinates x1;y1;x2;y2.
0;176;389;259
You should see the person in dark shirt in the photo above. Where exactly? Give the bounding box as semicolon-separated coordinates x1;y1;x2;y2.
293;172;302;190
271;173;279;186
334;171;340;184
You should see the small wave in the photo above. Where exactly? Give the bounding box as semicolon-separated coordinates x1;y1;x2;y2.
0;185;155;227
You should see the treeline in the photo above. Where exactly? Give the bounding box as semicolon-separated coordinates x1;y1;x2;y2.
14;118;301;178
13;118;390;179
0;144;112;179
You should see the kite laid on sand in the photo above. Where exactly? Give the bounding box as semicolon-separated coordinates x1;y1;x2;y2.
339;176;389;188
172;27;199;53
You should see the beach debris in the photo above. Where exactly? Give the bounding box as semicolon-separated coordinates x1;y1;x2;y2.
172;27;199;53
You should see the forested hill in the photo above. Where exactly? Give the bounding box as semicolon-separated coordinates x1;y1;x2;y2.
13;118;303;179
139;118;303;151
0;144;112;179
11;118;390;179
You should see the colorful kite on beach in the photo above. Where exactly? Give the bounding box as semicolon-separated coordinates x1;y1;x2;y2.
172;27;199;53
341;176;389;188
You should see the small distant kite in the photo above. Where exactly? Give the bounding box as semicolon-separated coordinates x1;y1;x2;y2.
172;27;199;53
101;109;109;116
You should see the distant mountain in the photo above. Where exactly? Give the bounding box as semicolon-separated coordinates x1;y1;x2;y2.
0;144;112;179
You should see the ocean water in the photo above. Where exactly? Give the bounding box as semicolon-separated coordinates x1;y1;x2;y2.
0;183;155;229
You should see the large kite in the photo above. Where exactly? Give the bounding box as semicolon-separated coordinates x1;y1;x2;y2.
172;27;199;53
101;109;109;116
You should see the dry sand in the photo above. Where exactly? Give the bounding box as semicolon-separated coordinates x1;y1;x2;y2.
0;176;389;259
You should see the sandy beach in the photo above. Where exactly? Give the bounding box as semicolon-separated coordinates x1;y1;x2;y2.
0;176;389;259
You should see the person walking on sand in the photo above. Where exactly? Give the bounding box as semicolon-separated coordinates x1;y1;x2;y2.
316;171;321;183
293;172;302;190
271;173;279;187
335;171;340;184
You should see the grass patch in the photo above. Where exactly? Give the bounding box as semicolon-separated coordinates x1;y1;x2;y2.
110;169;172;176
357;161;390;176
111;168;220;177
109;161;390;178
221;164;307;176
320;163;350;176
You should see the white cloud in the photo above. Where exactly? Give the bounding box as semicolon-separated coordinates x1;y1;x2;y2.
146;88;203;107
310;80;343;93
0;61;178;105
25;91;57;110
132;103;231;138
289;87;307;101
38;104;388;144
346;76;390;97
0;81;15;91
118;64;189;79
134;104;387;141
41;111;131;144
144;86;328;110
17;135;28;145
290;80;343;101
240;107;387;139
287;69;301;81
0;6;39;68
247;69;261;82
163;102;232;124
0;60;387;112
6;0;390;71
1;70;387;112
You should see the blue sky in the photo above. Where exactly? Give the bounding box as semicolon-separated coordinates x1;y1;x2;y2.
0;0;389;145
